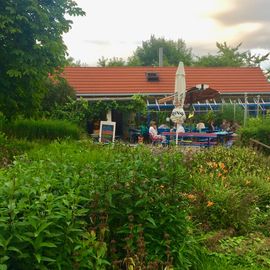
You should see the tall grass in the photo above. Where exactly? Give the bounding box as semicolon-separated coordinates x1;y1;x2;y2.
4;119;81;140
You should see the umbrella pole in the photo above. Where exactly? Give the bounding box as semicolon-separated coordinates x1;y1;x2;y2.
176;123;179;146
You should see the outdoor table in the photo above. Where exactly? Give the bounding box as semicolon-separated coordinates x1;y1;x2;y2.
161;131;217;147
215;131;233;144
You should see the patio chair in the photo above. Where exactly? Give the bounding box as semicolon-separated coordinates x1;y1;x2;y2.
149;133;166;146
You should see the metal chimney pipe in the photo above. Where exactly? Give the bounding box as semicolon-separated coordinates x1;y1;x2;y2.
159;47;163;67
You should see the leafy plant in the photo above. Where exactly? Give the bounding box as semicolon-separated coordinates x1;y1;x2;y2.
4;119;81;140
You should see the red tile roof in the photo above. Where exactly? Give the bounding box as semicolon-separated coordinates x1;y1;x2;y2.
62;66;270;96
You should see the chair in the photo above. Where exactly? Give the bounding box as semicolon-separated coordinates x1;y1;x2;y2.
149;133;163;145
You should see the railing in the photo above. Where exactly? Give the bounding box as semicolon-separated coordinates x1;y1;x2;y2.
249;138;270;152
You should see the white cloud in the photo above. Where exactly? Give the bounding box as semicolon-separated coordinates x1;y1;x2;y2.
63;0;270;66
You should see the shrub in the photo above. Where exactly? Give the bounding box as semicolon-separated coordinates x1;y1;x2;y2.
4;119;81;140
0;132;35;167
239;118;270;151
0;142;202;269
188;147;270;233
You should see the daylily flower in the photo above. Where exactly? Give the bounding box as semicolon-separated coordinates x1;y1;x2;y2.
207;201;214;207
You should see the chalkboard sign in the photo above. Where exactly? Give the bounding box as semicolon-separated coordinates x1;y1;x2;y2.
99;121;116;143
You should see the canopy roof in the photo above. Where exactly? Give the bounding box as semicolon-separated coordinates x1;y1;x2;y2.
185;87;220;104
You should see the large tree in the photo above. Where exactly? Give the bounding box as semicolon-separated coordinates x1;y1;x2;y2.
127;35;193;66
195;42;269;67
0;0;84;118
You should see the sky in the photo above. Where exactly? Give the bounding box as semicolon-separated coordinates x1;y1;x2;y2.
63;0;270;67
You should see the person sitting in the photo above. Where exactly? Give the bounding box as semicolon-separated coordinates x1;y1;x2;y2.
149;121;166;143
231;121;240;133
158;123;169;130
196;122;205;132
221;119;231;131
208;120;215;132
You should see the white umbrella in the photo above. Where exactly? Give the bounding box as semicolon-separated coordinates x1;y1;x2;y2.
174;61;186;108
170;62;187;145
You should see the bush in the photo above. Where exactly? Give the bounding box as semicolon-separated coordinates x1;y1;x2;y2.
4;119;81;140
239;118;270;151
188;147;270;233
0;142;202;269
0;132;35;167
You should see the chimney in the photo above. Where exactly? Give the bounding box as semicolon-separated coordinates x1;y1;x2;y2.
158;47;163;67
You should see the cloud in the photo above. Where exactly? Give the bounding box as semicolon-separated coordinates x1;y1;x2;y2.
83;40;110;46
211;0;270;50
213;0;270;25
237;28;270;49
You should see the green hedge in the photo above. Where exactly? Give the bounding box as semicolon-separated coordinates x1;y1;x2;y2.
239;118;270;149
4;119;81;140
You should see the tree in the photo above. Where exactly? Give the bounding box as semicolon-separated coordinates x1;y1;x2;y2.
128;35;193;66
66;57;89;67
97;56;126;67
41;78;76;113
195;42;269;67
0;0;85;118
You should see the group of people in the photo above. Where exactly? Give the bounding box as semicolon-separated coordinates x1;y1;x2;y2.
148;121;186;143
147;119;240;143
221;119;240;133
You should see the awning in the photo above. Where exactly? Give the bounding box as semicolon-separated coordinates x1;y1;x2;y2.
185;87;220;104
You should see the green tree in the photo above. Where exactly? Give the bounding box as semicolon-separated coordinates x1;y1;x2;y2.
128;35;193;66
97;56;126;67
66;57;89;67
41;78;76;113
0;0;85;118
195;42;269;67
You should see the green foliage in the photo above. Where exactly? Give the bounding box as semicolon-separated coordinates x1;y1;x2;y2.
191;104;244;126
4;119;81;140
51;95;146;128
189;146;270;233
239;117;270;150
203;233;270;269
217;104;244;125
0;0;85;118
97;56;126;67
195;42;269;67
0;112;6;131
1;140;270;269
0;132;35;167
0;142;201;269
41;78;76;113
128;35;193;66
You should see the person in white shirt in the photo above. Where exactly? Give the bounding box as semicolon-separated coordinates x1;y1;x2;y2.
149;121;166;142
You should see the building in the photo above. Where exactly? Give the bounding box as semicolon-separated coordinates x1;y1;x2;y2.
62;66;270;134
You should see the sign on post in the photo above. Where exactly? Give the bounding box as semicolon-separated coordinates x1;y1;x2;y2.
99;121;116;143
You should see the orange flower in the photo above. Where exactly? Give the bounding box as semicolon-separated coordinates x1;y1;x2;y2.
219;162;225;170
187;194;196;201
212;162;218;169
217;172;222;177
207;201;214;207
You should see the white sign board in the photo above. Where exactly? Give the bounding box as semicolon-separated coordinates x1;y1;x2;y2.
99;121;116;143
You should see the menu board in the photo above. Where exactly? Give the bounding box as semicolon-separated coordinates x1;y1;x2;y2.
99;121;116;143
